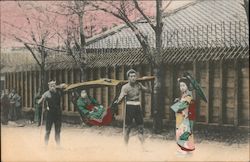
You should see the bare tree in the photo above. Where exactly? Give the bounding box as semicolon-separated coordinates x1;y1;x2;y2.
47;1;94;82
242;0;249;24
3;2;61;93
91;0;172;133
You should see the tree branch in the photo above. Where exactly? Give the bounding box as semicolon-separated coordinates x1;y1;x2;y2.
89;2;124;20
162;0;172;12
133;0;156;31
24;43;42;67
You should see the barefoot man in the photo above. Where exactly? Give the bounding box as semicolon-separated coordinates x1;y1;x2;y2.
115;69;151;145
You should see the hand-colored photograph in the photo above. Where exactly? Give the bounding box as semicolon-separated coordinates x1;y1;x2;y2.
1;0;249;161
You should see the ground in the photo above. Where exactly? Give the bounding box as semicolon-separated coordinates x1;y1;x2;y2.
1;121;249;162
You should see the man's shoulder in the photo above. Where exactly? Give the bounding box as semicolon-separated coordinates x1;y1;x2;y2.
122;83;129;88
43;91;51;97
122;83;131;90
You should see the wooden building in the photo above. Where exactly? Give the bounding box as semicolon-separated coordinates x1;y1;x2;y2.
1;0;249;127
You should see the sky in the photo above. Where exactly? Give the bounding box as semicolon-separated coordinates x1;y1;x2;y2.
0;1;193;48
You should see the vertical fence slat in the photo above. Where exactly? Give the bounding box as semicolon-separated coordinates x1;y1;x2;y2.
70;69;74;112
4;73;7;90
10;73;13;90
168;64;174;121
29;71;33;107
89;69;94;97
105;67;109;109
25;71;28;108
16;72;19;95
219;60;226;125
120;65;125;118
38;71;40;90
234;60;239;126
34;71;37;100
60;70;64;111
13;72;16;92
206;61;211;124
97;68;102;104
193;61;201;121
21;72;24;109
64;70;69;112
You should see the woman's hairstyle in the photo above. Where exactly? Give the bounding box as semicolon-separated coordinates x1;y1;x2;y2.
81;89;87;93
178;77;192;91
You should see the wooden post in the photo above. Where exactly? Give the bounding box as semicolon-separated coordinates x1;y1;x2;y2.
105;67;109;109
47;70;51;83
219;60;225;125
97;68;102;103
3;73;5;90
234;60;239;126
138;65;145;116
193;61;200;121
75;69;80;83
13;72;15;90
60;70;64;111
8;73;11;90
16;72;19;94
15;72;19;93
206;61;211;124
10;72;13;90
7;73;9;90
168;64;174;121
37;71;40;93
34;71;37;95
120;66;125;118
29;71;33;107
112;66;117;110
89;68;94;97
4;73;8;90
64;70;69;112
18;72;22;95
13;72;16;91
6;73;8;90
20;71;24;108
25;71;28;108
11;73;14;90
70;69;74;112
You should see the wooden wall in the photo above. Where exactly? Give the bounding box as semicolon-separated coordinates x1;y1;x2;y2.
4;59;249;127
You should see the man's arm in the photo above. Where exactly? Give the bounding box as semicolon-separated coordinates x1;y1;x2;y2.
38;91;49;105
56;83;67;95
37;94;45;105
115;85;127;104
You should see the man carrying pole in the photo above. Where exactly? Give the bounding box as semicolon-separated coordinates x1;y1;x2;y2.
115;69;151;145
38;81;66;147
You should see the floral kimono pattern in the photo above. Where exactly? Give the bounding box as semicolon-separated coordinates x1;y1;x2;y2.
171;94;196;151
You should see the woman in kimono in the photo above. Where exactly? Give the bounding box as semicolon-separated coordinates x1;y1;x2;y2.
76;90;113;126
171;76;196;155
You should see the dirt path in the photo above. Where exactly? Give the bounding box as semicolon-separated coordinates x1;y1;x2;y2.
1;124;249;162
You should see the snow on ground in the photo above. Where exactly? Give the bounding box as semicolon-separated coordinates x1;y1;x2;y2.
1;123;249;162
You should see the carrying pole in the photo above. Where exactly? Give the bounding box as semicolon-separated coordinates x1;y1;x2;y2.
122;97;127;136
39;100;45;143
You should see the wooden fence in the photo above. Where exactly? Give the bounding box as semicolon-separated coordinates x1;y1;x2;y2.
4;59;249;127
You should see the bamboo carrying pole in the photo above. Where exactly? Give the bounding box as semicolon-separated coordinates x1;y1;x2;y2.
122;97;127;137
39;100;45;144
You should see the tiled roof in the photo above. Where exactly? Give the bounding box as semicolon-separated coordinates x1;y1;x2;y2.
86;0;249;49
1;46;249;73
1;0;249;73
